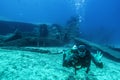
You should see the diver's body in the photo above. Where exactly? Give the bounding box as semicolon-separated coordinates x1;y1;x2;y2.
62;45;103;75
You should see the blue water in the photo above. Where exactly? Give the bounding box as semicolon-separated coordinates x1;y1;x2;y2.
81;0;120;46
0;0;76;24
0;0;120;46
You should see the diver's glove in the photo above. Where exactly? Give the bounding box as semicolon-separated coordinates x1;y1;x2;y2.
92;51;103;68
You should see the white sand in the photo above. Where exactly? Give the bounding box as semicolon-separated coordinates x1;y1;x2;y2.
0;48;120;80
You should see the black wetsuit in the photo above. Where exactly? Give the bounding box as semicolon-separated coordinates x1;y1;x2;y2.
63;49;92;74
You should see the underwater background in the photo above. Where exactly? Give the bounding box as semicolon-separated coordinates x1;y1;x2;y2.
0;0;120;47
0;0;120;80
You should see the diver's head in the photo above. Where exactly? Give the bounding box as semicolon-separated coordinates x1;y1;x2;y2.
78;45;86;57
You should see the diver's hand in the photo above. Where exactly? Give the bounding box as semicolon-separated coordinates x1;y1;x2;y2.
94;51;103;63
91;51;103;68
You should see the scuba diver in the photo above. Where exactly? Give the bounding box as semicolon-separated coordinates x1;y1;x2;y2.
62;45;103;75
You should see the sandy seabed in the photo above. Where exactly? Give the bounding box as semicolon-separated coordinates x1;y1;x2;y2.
0;47;120;80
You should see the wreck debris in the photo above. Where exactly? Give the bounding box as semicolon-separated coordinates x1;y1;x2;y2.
74;38;120;62
4;29;22;42
63;16;81;43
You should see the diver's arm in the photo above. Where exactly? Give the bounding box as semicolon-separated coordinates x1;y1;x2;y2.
91;51;103;68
